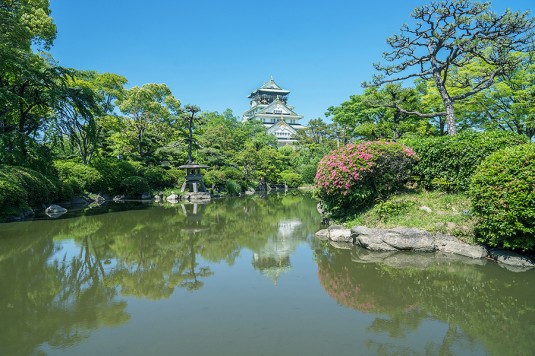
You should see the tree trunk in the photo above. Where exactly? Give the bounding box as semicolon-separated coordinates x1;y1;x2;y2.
433;73;457;136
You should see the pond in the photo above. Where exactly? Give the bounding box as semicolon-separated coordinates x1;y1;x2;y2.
0;192;534;355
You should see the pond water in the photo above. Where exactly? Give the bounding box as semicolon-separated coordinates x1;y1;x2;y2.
0;192;534;356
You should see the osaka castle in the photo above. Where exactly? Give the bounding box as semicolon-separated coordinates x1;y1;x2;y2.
242;77;306;145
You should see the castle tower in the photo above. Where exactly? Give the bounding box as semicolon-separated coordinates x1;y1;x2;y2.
242;77;306;145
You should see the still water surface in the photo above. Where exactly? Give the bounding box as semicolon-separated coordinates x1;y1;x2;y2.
0;192;534;355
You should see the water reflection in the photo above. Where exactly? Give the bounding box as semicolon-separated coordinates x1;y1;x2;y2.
252;219;302;284
0;192;318;354
314;244;535;355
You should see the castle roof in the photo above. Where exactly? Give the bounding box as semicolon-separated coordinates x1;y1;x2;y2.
257;99;302;118
248;77;290;98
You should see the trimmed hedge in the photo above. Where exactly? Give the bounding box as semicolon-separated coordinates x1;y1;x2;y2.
0;165;73;217
403;131;528;192
315;141;417;216
120;176;150;197
54;161;103;193
280;170;303;188
91;158;140;194
469;144;535;252
138;166;184;190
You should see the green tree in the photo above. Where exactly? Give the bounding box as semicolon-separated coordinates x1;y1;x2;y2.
0;0;57;166
327;85;430;140
461;52;535;139
366;0;535;136
48;71;127;164
116;83;181;162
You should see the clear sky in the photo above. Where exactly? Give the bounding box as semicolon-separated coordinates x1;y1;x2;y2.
48;0;534;124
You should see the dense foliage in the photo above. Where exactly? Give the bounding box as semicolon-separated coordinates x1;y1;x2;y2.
315;141;417;216
0;165;72;217
469;144;535;251
403;131;528;192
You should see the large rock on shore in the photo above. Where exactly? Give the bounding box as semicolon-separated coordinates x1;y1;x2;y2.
488;249;535;272
315;225;534;271
351;226;435;252
434;233;488;259
45;204;67;218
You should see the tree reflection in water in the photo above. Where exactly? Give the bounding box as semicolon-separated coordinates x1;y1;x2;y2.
314;243;535;355
0;192;318;354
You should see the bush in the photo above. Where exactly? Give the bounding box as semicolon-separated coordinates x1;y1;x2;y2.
300;164;317;185
0;179;29;213
225;179;241;196
0;165;72;217
469;144;535;251
139;166;183;189
315;141;417;216
204;169;227;190
403;131;528;192
120;176;150;197
91;158;138;194
54;161;103;193
280;170;303;188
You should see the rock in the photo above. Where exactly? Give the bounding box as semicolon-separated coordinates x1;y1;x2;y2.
328;225;353;243
488;249;535;270
351;226;434;252
45;204;67;214
315;229;330;241
113;195;125;202
166;193;180;203
244;188;256;196
419;206;432;213
45;204;67;218
435;234;488;259
141;192;152;200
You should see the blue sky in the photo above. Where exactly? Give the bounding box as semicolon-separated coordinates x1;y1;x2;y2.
49;0;534;124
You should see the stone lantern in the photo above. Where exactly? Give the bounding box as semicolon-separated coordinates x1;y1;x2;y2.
178;162;211;201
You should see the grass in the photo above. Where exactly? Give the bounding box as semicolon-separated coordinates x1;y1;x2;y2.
342;189;477;244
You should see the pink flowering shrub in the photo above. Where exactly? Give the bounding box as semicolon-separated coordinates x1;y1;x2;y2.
314;141;417;216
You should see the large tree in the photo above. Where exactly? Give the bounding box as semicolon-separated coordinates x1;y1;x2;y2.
117;83;181;162
50;71;127;164
366;0;534;135
460;52;535;139
327;85;430;140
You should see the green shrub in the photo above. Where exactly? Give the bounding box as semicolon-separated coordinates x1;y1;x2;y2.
54;161;103;193
120;176;150;197
403;131;528;192
300;164;317;185
469;143;535;251
139;166;182;189
0;165;72;216
225;179;241;196
204;169;226;190
280;170;303;188
91;158;138;194
315;141;417;216
374;199;416;221
0;179;29;213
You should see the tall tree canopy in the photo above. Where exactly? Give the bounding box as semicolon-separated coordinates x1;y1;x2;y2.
116;83;181;162
366;0;534;135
